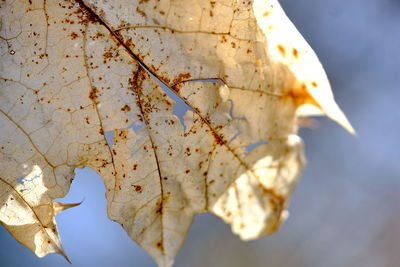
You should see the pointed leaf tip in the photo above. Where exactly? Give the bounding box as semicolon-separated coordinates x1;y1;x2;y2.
53;202;82;215
321;101;356;135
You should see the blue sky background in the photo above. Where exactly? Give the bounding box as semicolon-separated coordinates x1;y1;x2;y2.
1;0;400;266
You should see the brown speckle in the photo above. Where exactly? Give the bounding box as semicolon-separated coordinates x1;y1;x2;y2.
132;185;142;193
136;7;146;17
103;51;113;59
156;241;163;251
292;48;299;58
121;104;131;112
212;131;227;145
70;32;78;40
172;72;191;85
89;86;98;100
277;44;285;56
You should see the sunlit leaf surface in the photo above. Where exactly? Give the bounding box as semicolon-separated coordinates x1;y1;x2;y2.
0;0;351;266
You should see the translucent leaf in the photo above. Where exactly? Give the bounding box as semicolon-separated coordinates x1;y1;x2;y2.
0;0;352;266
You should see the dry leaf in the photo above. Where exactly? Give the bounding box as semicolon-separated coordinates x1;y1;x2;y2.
0;0;352;266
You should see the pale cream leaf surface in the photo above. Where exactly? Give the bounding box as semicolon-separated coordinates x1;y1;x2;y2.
0;0;352;266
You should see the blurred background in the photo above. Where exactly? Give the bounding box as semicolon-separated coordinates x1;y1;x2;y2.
1;0;399;266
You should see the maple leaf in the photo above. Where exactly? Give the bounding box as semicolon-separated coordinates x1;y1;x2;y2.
0;0;353;266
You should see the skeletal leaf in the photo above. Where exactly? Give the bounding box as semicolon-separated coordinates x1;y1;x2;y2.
0;0;352;266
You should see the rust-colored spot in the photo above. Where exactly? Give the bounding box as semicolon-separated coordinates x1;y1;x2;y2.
220;35;228;43
212;131;227;145
185;170;190;174
121;104;131;112
132;185;142;193
159;75;170;84
156;241;164;251
172;72;192;85
277;44;285;57
136;7;147;17
282;84;320;109
47;240;51;244
292;48;299;58
70;32;78;40
103;51;113;59
133;164;138;170
75;0;98;23
89;86;98;100
184;149;191;156
99;129;104;135
96;32;105;38
172;84;182;93
311;81;318;88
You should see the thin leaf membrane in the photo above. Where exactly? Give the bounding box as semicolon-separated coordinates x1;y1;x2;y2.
0;0;352;266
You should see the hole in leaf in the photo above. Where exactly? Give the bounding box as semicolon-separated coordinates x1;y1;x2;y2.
105;131;114;149
144;70;194;131
245;141;268;154
129;123;145;133
160;83;191;131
